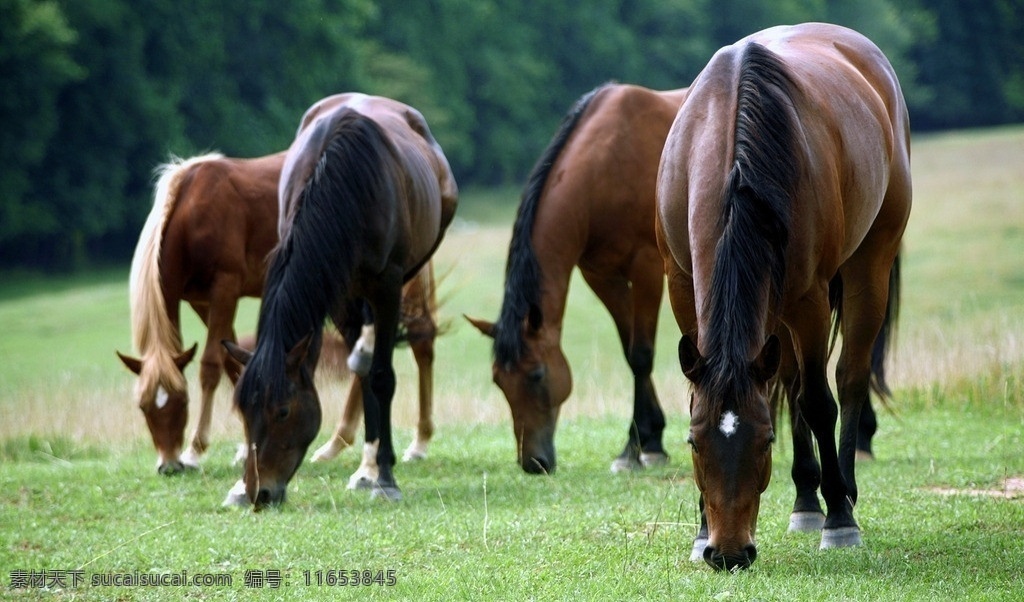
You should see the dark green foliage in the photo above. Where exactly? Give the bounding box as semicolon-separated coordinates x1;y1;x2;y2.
0;0;1021;270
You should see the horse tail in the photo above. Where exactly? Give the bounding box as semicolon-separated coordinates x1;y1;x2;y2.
128;153;223;381
494;83;611;367
870;252;901;404
705;43;797;375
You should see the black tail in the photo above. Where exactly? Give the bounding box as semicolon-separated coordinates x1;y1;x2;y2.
493;83;611;368
871;253;901;401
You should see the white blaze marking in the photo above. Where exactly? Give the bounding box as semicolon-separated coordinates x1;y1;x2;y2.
155;386;169;409
719;411;739;438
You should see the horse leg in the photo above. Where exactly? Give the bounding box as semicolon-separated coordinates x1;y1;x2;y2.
183;287;240;467
311;376;364;462
353;279;402;501
835;250;898;506
401;266;436;462
581;264;667;473
403;331;435;461
690;494;710;562
776;329;826;532
788;290;861;549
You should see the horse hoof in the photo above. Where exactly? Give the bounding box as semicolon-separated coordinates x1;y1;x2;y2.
788;511;826;533
640;452;669;468
180;448;203;469
370;484;402;502
221;480;249;508
402;449;427;462
820;526;862;549
347;476;375;490
689;536;709;562
157;460;186;476
311;441;344;463
609;456;642;474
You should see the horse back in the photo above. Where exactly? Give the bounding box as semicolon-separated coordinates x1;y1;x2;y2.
748;24;911;266
533;84;687;269
163;152;284;301
281;95;457;276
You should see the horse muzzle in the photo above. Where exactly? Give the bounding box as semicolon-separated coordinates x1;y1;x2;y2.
703;543;758;571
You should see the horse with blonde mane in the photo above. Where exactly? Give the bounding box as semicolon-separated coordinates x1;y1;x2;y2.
118;151;440;475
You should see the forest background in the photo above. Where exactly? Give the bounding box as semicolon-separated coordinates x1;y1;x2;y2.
2;0;1022;270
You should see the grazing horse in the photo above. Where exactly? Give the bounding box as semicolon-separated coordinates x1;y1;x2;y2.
657;23;910;570
118;153;440;474
467;84;688;474
224;93;457;509
117;152;283;474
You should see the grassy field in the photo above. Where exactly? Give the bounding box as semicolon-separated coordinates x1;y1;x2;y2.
1;126;1023;599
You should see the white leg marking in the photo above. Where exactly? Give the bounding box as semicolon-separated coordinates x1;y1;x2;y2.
179;446;202;468
347;440;380;490
231;442;248;466
311;436;349;463
221;479;249;507
402;436;429;462
347;324;376;377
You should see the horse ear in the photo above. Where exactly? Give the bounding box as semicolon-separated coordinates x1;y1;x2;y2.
464;315;496;339
175;343;198;371
285;332;315;374
223;340;253;366
678;334;705;383
752;334;781;383
117;351;143;375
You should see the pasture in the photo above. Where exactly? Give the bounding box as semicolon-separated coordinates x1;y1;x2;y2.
2;126;1023;600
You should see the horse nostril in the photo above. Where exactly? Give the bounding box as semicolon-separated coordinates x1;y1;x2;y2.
744;544;758;565
703;545;725;571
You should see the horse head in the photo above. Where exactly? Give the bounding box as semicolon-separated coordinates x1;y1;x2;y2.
466;315;570;474
224;333;322;510
117;343;197;474
679;334;779;570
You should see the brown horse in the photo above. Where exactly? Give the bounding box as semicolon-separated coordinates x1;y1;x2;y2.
117;152;282;474
224;93;457;509
118;153;440;475
657;23;911;570
467;84;688;474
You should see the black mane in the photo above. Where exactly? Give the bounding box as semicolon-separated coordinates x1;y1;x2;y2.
703;43;797;404
238;109;399;409
493;83;611;368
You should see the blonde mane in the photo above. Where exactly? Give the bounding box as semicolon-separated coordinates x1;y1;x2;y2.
128;152;224;395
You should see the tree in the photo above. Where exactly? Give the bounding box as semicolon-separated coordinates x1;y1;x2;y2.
0;0;83;263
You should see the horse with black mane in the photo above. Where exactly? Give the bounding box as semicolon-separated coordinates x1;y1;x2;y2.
468;84;688;474
224;93;457;509
657;23;910;569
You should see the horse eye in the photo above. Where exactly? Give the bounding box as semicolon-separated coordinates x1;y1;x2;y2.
276;406;291;421
687;434;699;454
527;365;546;383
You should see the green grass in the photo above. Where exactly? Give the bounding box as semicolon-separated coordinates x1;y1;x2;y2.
2;126;1024;599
